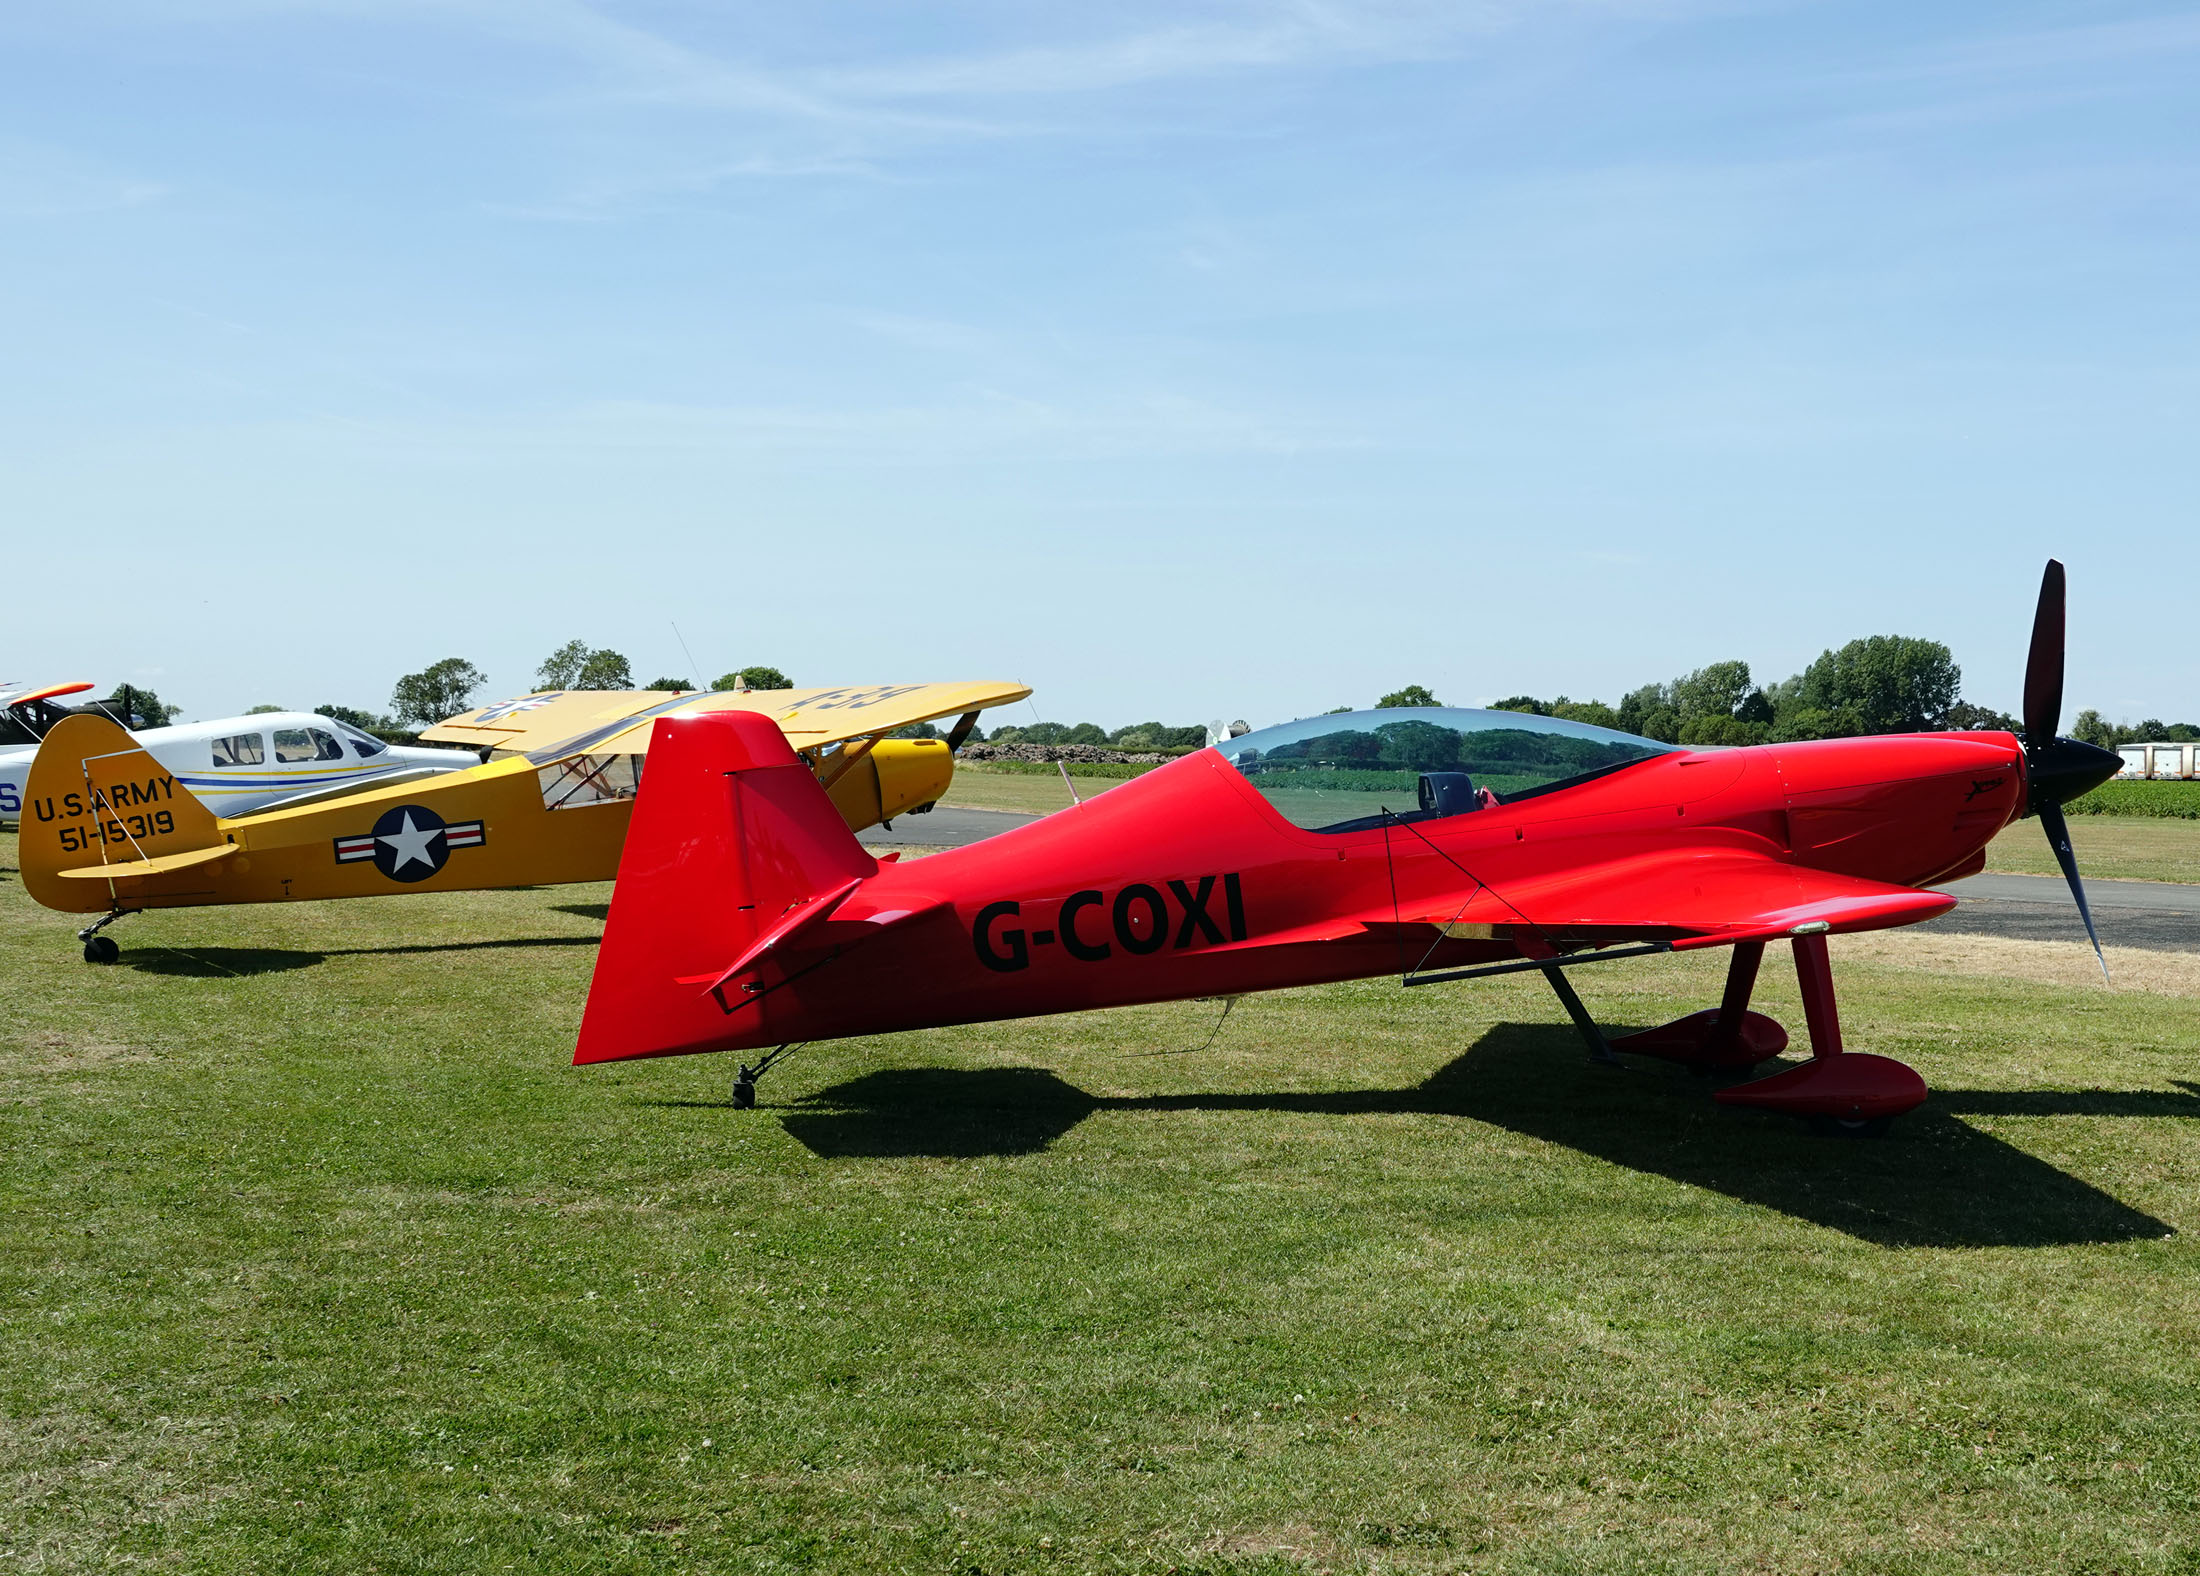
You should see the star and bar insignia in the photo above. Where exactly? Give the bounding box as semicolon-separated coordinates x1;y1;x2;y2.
333;804;486;883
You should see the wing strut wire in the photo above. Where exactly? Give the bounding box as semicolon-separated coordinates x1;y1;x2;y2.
1376;806;1560;976
1374;806;1670;1000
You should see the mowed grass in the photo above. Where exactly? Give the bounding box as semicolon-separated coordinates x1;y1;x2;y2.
4;829;2200;1573
1986;816;2200;884
942;767;1119;815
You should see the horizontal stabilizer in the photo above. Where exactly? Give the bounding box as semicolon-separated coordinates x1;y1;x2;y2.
56;843;238;880
695;876;867;993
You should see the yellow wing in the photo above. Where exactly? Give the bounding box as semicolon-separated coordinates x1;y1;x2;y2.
419;680;1032;759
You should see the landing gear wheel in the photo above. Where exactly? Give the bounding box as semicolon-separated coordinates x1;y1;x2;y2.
83;936;119;965
1811;1114;1893;1139
726;1046;800;1110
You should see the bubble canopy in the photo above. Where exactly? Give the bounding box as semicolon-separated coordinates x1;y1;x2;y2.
1213;707;1682;833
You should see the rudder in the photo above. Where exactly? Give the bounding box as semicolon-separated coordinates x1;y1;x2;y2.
575;711;877;1065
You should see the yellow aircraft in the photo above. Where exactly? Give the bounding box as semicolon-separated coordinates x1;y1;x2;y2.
20;681;1029;962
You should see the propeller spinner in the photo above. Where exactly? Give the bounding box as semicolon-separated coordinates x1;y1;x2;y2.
2017;559;2123;979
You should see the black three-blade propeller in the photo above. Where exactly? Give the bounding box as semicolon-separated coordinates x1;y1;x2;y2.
2019;559;2124;980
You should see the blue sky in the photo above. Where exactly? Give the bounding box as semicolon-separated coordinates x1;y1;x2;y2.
3;1;2195;728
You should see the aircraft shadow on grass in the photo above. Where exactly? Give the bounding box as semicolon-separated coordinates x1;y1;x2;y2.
120;935;603;977
778;1022;2179;1250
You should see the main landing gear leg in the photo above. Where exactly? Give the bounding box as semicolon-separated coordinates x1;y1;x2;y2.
1605;941;1789;1072
1707;942;1766;1062
731;1044;803;1109
1713;932;1927;1133
77;909;136;965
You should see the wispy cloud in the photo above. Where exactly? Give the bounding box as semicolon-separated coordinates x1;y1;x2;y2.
816;6;1465;100
0;138;166;218
1896;10;2200;81
45;0;1733;216
485;150;891;220
1808;8;2200;137
230;385;1372;465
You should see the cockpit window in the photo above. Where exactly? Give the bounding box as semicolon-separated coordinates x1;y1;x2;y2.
272;727;345;763
211;732;266;767
1215;707;1680;833
338;724;389;758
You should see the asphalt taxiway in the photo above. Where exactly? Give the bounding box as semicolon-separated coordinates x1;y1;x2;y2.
1930;872;2200;953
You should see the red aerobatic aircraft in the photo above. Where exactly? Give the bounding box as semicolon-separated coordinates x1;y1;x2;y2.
575;563;2119;1132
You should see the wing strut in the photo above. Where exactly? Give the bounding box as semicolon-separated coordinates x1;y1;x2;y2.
1528;937;1620;1064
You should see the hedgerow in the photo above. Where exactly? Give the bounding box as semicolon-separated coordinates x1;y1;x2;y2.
2066;780;2200;818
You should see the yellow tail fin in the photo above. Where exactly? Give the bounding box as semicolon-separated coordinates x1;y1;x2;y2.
20;714;227;914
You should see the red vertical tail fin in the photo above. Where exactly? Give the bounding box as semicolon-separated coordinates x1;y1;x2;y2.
574;711;876;1065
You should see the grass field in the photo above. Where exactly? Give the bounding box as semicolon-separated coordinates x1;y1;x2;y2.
1984;816;2200;884
5;827;2200;1573
943;766;1118;815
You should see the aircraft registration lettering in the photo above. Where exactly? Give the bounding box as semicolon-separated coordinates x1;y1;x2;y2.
35;774;181;854
0;783;16;816
973;874;1248;973
56;808;178;854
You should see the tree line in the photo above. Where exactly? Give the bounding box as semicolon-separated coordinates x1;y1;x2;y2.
2071;712;2200;748
73;630;2199;746
1432;634;1999;747
1381;638;2197;747
299;645;798;733
994;635;2018;752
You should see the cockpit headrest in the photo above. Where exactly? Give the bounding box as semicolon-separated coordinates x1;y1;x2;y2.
1418;771;1479;816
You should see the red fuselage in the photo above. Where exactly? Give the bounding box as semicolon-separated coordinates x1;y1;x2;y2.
580;728;2027;1064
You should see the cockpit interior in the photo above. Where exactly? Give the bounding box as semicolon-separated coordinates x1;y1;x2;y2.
1213;707;1679;833
0;697;101;750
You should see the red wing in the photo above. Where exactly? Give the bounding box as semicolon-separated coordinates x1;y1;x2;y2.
1397;849;1953;949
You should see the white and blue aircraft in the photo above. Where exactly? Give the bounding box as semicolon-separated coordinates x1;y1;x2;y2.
0;686;478;825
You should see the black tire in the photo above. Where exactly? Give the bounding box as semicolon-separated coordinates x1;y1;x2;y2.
1811;1113;1891;1139
83;936;119;965
732;1079;757;1110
